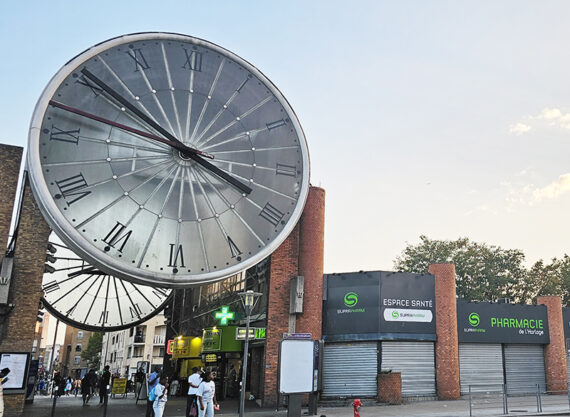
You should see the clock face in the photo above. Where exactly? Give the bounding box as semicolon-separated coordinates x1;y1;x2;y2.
28;32;310;287
42;232;171;331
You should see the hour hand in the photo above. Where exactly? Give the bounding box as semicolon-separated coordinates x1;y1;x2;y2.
68;267;107;278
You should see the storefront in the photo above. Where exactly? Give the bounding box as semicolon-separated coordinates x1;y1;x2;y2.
457;301;549;395
322;271;437;398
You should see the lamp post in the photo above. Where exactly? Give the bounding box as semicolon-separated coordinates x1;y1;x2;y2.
238;290;262;417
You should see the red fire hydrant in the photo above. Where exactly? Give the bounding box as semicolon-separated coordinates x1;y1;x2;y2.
352;399;362;417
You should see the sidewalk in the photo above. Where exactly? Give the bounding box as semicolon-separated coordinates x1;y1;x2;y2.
21;394;570;417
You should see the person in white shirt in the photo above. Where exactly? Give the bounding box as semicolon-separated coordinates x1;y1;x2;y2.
153;377;169;417
186;367;202;417
197;371;218;417
0;368;11;417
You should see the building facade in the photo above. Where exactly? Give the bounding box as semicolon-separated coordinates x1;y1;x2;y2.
101;313;167;378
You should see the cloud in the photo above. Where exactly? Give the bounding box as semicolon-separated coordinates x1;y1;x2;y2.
509;122;531;135
533;173;570;200
509;107;570;135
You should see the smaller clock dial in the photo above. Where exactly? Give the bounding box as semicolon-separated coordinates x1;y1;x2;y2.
42;232;172;331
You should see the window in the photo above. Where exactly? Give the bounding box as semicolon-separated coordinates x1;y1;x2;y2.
75;344;82;352
129;328;134;337
74;356;81;365
158;347;165;357
127;347;132;359
77;331;83;340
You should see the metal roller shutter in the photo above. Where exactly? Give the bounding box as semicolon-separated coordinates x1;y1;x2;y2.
321;342;378;398
381;341;436;397
504;344;546;394
459;343;504;394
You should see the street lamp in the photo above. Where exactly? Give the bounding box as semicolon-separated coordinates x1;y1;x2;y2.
237;290;262;417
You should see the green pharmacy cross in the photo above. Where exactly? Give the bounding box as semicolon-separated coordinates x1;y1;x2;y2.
215;306;235;325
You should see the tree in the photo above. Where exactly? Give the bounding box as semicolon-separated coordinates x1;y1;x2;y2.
81;332;103;369
518;255;570;305
394;235;527;301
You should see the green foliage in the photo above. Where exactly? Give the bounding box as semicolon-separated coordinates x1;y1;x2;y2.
81;332;103;369
394;235;527;301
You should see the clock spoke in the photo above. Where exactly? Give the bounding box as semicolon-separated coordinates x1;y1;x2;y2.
190;59;225;144
98;57;164;131
136;166;182;268
184;69;196;144
50;273;99;307
127;280;159;310
160;42;184;140
195;96;272;149
187;167;210;269
118;280;142;319
84;275;105;324
76;160;176;228
101;275;111;327
194;168;265;246
112;276;124;326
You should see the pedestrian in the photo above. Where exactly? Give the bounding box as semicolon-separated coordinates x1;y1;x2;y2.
186;367;202;417
135;367;145;399
153;376;169;417
65;377;72;396
73;378;81;397
197;371;218;417
0;368;11;417
146;367;161;417
81;369;96;406
99;365;111;404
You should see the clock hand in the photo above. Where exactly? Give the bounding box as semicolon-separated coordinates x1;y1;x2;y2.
67;266;107;278
48;100;213;159
80;68;253;195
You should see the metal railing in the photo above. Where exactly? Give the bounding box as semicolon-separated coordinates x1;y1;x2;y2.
467;380;570;416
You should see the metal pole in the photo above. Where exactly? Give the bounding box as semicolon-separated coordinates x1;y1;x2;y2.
502;384;508;415
103;384;109;417
538;384;542;412
239;306;251;417
536;384;540;412
50;386;58;417
48;319;60;378
468;385;472;417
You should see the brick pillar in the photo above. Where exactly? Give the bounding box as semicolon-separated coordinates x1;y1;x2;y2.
0;145;23;248
263;224;300;406
0;180;51;416
537;296;568;393
296;186;325;339
429;263;460;399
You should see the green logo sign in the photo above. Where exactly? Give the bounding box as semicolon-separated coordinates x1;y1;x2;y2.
469;312;480;327
344;292;358;307
214;306;235;325
392;310;399;319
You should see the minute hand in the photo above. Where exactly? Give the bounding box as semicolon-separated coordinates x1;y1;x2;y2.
81;68;252;195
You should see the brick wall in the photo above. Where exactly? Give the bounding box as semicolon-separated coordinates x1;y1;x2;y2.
378;372;402;404
264;223;300;406
429;263;460;400
296;187;325;339
0;180;51;415
0;145;22;248
537;296;568;393
263;186;326;407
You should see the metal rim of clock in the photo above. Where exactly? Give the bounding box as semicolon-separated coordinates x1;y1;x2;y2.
27;32;311;288
41;233;173;332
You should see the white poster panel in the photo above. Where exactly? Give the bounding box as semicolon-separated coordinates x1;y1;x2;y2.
279;340;314;393
0;353;30;390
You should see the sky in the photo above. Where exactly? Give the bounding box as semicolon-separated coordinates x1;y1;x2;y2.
2;1;570;274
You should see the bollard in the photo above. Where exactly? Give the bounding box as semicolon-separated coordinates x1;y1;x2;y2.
502;384;508;415
468;385;472;417
537;384;542;413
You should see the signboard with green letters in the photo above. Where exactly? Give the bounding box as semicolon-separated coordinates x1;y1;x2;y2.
201;326;243;353
457;300;549;344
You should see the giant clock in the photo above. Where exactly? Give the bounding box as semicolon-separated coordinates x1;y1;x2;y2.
27;33;310;287
42;233;171;331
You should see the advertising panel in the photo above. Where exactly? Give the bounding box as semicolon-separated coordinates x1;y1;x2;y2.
379;271;436;335
323;271;436;340
457;300;549;344
324;271;380;336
